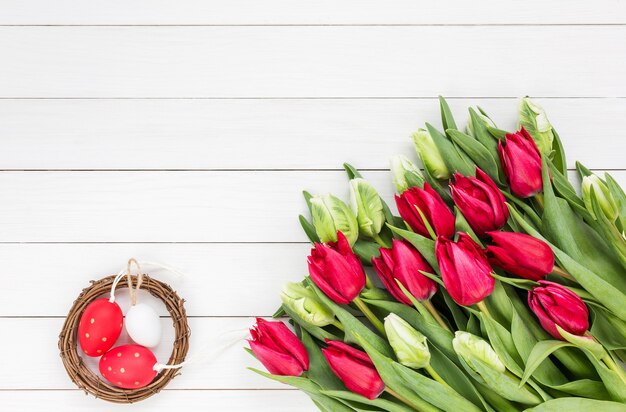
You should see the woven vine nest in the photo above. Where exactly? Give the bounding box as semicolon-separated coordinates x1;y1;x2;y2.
58;274;190;403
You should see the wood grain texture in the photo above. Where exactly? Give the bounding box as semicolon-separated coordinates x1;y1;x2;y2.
1;98;624;170
1;170;622;243
0;390;315;411
1;26;625;98
1;0;625;25
0;243;309;317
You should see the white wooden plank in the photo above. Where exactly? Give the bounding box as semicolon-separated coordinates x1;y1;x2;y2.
0;243;309;316
1;0;624;25
0;390;315;411
0;170;622;243
1;27;625;98
0;98;624;170
0;318;304;390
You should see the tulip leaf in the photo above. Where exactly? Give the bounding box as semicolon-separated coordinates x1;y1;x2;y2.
575;161;593;179
299;327;346;391
249;369;355;412
343;163;363;180
502;192;542;229
524;398;626;412
442;290;469;331
422;165;454;204
353;239;381;265
321;390;414;412
590;306;626;351
387;224;438;270
453;207;482;245
581;349;626;403
550;129;567;175
510;193;626;322
426;123;475;177
307;278;394;358
605;172;626;230
468;107;500;156
546;159;590;219
300;214;321;244
355;333;484;412
490;272;536;291
439;96;458;131
447;129;502;185
473;382;518;412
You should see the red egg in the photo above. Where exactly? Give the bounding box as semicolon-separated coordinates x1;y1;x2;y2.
78;298;123;357
99;344;158;389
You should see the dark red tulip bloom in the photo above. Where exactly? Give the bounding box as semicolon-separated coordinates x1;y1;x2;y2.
486;231;554;281
308;231;366;304
528;281;589;340
249;318;309;376
395;183;455;239
498;127;543;198
322;340;385;400
372;239;437;304
436;233;495;306
450;168;509;237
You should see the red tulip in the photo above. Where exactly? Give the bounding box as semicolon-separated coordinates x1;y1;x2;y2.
322;340;385;400
485;231;554;281
372;239;437;304
450;168;509;237
528;281;589;340
395;183;455;239
308;231;366;304
436;233;495;306
248;318;309;376
498;128;543;198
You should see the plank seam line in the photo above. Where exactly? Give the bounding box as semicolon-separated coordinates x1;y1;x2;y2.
0;168;621;172
0;97;625;100
0;23;625;27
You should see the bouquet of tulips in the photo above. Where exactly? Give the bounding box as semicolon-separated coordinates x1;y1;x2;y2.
246;97;626;412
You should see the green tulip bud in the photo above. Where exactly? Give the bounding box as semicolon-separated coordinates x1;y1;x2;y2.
582;175;619;222
452;331;505;373
280;282;335;327
390;155;424;193
310;193;359;246
349;178;385;238
385;313;431;369
411;129;451;180
518;97;554;155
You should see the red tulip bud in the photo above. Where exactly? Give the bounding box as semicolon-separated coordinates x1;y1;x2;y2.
372;239;437;304
308;231;366;304
248;318;309;376
498;128;543;198
450;168;509;237
528;281;589;340
436;233;495;306
395;183;455;239
322;340;385;400
485;231;554;281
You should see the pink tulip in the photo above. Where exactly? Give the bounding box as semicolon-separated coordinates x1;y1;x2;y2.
308;231;366;304
528;281;589;340
372;239;437;304
450;168;509;237
498;128;543;198
395;183;455;239
249;318;309;376
486;231;554;281
436;233;495;306
322;340;385;400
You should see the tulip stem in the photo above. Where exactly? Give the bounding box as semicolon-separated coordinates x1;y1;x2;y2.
415;205;437;240
365;274;375;290
423;300;451;332
372;233;391;249
476;301;492;318
551;265;576;282
534;193;545;209
602;354;626;385
385;387;438;412
425;365;450;388
332;320;345;332
353;297;387;337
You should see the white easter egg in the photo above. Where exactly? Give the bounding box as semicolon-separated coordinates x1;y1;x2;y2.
125;303;162;347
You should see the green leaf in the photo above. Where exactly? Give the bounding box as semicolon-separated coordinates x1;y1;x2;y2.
439;96;457;131
426;123;475;177
387;224;438;270
422;166;454;204
343;163;363;179
605;172;626;231
322;390;414;412
575;161;593;179
524;398;626;412
468;107;500;156
300;328;345;391
447;129;502;184
300;214;321;243
303;190;315;212
352;239;381;265
453;207;482;245
591;306;626;350
550;129;567;175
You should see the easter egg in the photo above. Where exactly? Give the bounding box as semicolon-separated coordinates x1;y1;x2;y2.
99;344;158;389
125;303;162;347
78;298;123;356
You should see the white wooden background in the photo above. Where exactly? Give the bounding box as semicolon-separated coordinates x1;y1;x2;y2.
1;1;625;410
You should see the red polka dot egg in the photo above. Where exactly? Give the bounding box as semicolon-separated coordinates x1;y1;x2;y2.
99;344;158;389
78;298;123;357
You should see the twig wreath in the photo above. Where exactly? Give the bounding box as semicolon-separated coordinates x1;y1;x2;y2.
58;259;190;403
